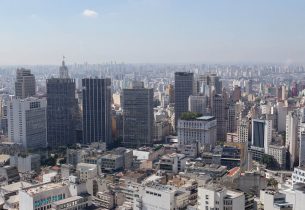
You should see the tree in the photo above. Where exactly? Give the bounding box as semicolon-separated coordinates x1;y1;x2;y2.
261;154;278;170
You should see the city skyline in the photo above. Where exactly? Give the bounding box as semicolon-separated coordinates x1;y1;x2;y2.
1;0;305;65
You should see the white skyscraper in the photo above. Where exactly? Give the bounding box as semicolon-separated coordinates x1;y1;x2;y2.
286;110;299;169
8;97;47;149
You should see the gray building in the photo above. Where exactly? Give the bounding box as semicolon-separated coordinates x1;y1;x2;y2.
212;94;227;141
122;86;153;148
197;73;222;95
174;72;194;128
8;98;47;150
188;95;208;114
47;61;77;148
82;78;112;147
15;68;36;99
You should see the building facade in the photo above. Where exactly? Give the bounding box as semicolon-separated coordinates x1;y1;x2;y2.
174;72;194;128
122;87;153;148
8;98;47;150
47;78;77;148
15;68;36;99
82;78;112;147
177;116;217;147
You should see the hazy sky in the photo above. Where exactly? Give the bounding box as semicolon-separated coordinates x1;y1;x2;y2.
1;0;305;65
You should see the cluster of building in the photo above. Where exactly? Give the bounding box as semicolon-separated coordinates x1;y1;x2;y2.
1;61;305;209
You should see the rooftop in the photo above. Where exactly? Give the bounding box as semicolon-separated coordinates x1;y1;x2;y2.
1;181;32;193
52;195;83;205
146;183;176;192
23;182;67;196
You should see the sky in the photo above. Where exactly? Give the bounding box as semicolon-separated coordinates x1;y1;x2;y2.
0;0;305;65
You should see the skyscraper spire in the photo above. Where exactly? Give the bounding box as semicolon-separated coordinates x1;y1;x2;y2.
59;56;69;79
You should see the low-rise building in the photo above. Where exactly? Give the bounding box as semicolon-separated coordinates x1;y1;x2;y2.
94;191;115;209
268;144;287;169
100;154;124;172
292;167;305;185
10;154;41;173
197;185;245;210
260;189;293;210
76;163;98;182
159;153;187;173
133;183;189;210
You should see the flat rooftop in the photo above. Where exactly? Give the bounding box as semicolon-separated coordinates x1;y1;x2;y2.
52;195;83;205
1;181;32;193
23;182;67;196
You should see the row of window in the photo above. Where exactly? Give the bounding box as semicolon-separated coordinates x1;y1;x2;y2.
146;191;162;197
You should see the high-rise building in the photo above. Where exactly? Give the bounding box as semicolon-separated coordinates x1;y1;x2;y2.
197;73;222;95
227;103;237;133
250;117;272;161
8;97;47;150
15;68;36;99
82;78;112;147
47;60;77;148
122;86;153;148
59;57;69;79
237;119;249;143
286;110;299;169
188;95;208;114
174;72;194;128
212;94;227;141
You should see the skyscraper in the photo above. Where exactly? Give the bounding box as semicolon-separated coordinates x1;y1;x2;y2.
15;68;36;99
188;95;208;115
174;72;194;129
286;110;299;169
250;116;273;161
212;94;227;141
59;57;69;79
197;73;222;95
47;60;77;148
82;78;112;147
122;85;153;148
8;97;47;150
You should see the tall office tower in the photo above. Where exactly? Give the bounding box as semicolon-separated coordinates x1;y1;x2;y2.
251;117;272;160
59;57;69;79
122;85;153;148
277;102;288;132
15;68;36;99
227;103;237;133
82;78;112;147
47;60;77;148
286;110;299;169
188;95;207;115
211;94;227;141
174;72;194;129
8;98;47;150
197;73;222;95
